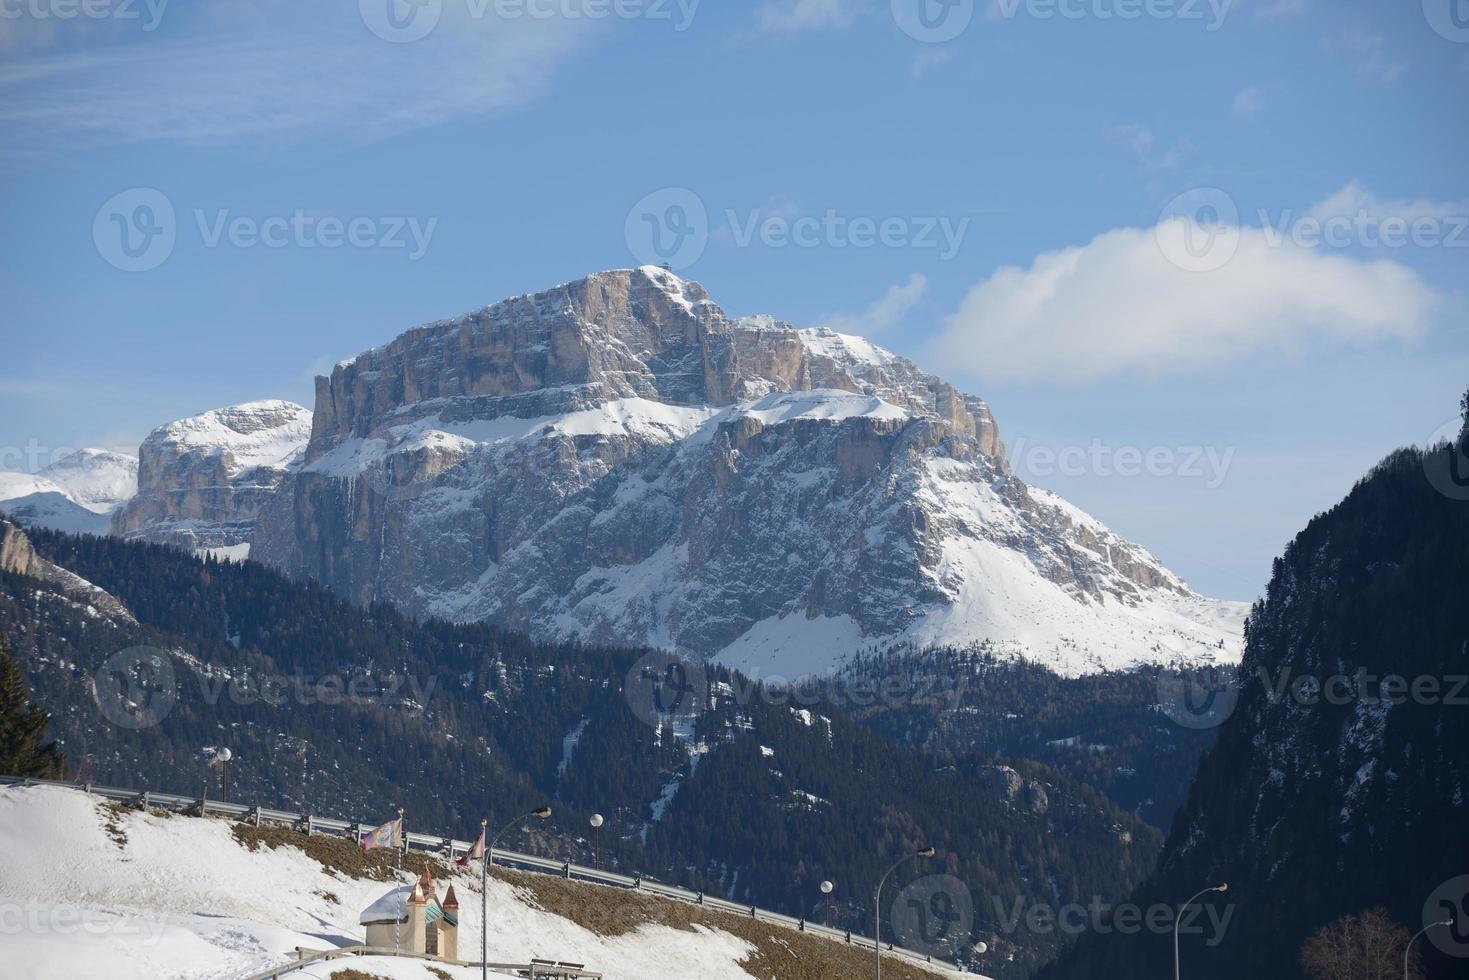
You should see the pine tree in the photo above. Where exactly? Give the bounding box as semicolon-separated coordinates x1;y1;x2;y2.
0;646;65;780
1459;384;1469;444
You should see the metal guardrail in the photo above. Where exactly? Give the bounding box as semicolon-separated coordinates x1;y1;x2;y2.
237;944;602;980
0;776;966;975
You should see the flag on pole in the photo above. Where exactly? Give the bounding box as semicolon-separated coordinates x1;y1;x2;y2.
455;827;486;867
360;816;403;851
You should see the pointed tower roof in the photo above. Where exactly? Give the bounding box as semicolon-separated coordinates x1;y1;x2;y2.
443;884;459;909
408;880;427;906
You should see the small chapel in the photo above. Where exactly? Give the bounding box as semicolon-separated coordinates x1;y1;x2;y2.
360;866;460;961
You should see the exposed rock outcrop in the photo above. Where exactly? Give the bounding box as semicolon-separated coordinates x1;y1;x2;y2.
112;401;311;552
255;267;1245;675
0;518;135;623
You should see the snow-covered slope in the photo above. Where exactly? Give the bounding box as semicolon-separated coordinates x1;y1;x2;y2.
0;449;137;535
0;785;964;980
111;401;311;553
38;448;138;511
256;267;1245;677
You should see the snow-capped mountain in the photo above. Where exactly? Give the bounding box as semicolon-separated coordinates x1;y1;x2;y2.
0;448;137;535
257;267;1246;676
111;400;311;555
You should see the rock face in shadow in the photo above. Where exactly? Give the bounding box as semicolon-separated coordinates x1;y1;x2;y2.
255;267;1244;675
112;401;311;553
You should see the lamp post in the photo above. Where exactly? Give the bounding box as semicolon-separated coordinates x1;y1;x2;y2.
1174;883;1227;980
1406;919;1453;980
482;806;552;980
590;813;604;870
820;880;834;928
874;846;935;980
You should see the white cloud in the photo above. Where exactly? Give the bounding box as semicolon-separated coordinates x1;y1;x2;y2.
1254;0;1310;18
1107;124;1191;172
1231;86;1265;116
1308;182;1469;226
0;1;592;149
925;222;1439;382
819;273;927;336
1329;31;1408;84
911;49;954;78
756;0;864;33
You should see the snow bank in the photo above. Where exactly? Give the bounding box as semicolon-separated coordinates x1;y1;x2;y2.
0;786;774;980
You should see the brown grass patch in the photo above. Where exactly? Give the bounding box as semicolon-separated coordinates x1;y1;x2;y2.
496;866;950;980
231;824;453;883
221;825;950;979
326;970;390;980
100;802;130;849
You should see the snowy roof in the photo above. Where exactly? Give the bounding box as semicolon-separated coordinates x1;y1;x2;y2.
359;884;413;925
360;881;452;927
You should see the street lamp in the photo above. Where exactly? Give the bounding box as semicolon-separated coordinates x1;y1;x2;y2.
820;880;834;928
1174;883;1227;980
1406;919;1453;980
482;806;552;980
874;846;935;980
590;813;604;870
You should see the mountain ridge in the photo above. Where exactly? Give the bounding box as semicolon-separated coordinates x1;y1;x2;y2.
255;266;1244;675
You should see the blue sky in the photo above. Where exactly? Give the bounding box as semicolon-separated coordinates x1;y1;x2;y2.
2;0;1466;600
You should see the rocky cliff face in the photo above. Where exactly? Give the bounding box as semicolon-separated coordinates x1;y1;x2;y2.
112;401;311;553
256;267;1245;675
1038;443;1469;980
0;517;135;622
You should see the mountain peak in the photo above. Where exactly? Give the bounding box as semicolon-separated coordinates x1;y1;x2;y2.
256;272;1244;675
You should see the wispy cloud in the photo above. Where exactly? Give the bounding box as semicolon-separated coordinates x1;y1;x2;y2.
819;273;928;336
1329;31;1408;84
1308;182;1469;226
1232;86;1265;116
911;49;954;78
0;1;593;150
756;0;865;33
1254;0;1310;19
1107;125;1192;173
